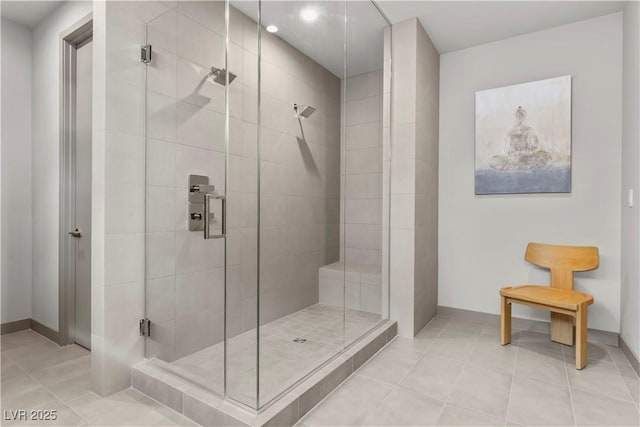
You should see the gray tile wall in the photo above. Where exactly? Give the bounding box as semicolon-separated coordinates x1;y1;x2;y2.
341;70;383;268
93;0;177;397
413;19;440;334
143;3;229;363
242;6;343;326
387;18;439;337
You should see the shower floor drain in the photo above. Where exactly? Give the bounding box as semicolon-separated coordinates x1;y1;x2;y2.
293;338;307;343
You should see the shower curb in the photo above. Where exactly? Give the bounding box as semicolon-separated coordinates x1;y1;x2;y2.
132;320;397;426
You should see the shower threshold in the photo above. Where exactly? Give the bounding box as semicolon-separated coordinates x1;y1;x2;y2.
168;304;383;405
132;313;397;426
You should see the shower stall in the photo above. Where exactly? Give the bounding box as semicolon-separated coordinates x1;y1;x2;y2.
142;0;391;411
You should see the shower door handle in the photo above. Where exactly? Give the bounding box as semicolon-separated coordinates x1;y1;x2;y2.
204;193;226;239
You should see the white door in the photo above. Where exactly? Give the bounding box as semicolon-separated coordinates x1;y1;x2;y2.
73;39;92;349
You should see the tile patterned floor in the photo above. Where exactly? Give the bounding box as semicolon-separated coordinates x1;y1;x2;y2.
165;304;382;406
1;330;195;426
2;315;639;427
299;315;640;427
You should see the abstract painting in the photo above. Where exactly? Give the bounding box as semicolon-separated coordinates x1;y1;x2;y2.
475;75;572;194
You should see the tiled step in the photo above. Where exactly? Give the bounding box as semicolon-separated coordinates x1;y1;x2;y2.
132;320;397;426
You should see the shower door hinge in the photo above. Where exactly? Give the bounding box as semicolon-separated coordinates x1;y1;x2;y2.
139;318;151;337
140;44;152;64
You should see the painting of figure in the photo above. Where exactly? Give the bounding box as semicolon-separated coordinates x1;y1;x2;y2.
475;76;571;194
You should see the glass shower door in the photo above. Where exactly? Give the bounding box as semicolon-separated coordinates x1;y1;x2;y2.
143;1;228;396
253;0;391;408
223;0;260;409
255;0;347;408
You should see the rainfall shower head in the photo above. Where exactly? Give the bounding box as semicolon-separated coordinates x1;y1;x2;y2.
210;66;237;86
294;104;316;119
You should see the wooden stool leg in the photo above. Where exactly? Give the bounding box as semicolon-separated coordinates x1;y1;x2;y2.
501;296;511;345
575;304;588;369
551;312;574;345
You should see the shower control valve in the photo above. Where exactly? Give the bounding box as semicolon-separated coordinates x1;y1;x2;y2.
190;183;216;194
188;174;225;239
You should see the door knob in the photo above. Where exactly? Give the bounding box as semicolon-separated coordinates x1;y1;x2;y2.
68;228;82;238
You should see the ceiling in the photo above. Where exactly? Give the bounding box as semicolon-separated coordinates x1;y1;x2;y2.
234;0;624;78
377;1;626;54
233;1;388;78
0;1;625;77
1;1;63;28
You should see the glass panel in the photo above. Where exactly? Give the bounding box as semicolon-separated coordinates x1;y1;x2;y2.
142;0;391;412
343;1;390;343
225;0;260;409
256;0;347;408
143;0;227;397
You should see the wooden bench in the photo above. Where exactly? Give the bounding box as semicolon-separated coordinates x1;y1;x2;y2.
500;242;599;369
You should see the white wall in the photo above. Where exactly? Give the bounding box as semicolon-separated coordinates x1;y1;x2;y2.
439;13;623;333
1;18;32;323
30;1;92;331
621;1;639;360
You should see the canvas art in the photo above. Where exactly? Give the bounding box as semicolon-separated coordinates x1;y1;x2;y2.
475;75;572;194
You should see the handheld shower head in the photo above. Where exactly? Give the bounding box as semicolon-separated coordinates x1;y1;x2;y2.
294;104;316;119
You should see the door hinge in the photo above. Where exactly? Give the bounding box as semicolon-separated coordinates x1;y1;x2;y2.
139;318;151;336
141;44;152;64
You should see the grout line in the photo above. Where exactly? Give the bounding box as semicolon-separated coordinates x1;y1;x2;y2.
503;332;520;427
1;330;59;354
29;329;61;347
64;390;100;406
345;92;384;105
561;343;578;427
135;387;203;427
379;319;508;425
612;362;640;413
606;344;640;411
390;327;442;384
354;329;439;389
432;326;505;426
298;334;399;426
397;327;455;425
3;333;97;426
18;354;94;427
564;342;640;411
